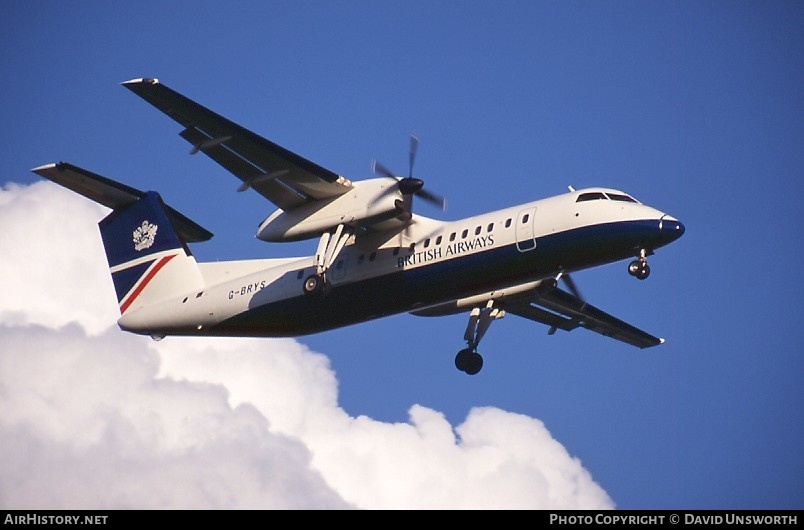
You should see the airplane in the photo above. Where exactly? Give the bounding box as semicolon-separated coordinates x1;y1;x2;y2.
32;77;685;375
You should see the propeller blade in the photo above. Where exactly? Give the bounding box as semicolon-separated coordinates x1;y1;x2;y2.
371;160;397;181
561;273;583;301
409;133;419;179
416;188;447;211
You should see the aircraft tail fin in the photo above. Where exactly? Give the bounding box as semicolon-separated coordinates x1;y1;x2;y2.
31;162;212;315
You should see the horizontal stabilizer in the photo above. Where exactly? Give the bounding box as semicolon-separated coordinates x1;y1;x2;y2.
32;162;213;243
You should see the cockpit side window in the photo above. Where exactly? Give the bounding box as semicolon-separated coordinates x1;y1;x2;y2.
576;192;608;202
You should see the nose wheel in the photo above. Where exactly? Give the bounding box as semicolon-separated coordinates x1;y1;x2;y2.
628;249;651;280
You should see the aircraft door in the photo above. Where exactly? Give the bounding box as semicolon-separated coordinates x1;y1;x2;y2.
516;207;537;252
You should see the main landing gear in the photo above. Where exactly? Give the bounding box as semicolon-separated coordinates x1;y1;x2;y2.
628;248;651;280
455;300;505;375
304;224;353;296
303;274;326;295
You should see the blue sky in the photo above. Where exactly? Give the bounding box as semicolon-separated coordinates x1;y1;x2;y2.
2;1;802;509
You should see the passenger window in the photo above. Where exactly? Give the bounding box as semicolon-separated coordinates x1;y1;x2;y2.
487;223;493;232
522;214;529;224
475;226;481;235
505;218;512;228
424;238;431;248
449;232;456;242
436;236;442;245
461;229;468;239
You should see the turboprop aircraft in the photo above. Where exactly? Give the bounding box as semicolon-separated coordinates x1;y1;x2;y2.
32;78;685;375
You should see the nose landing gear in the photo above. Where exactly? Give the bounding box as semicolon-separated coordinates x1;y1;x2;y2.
628;248;651;280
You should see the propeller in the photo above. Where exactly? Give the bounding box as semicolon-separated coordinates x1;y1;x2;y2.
372;134;447;212
537;270;585;304
560;273;584;302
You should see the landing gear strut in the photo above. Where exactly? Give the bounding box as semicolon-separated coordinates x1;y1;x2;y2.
304;224;352;296
455;300;505;375
628;248;651;280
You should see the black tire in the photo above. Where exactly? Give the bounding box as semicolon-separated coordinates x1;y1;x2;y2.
455;348;483;375
303;274;324;295
465;351;483;375
455;348;471;372
636;263;651;280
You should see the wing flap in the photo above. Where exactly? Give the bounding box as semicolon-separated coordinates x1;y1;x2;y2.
122;78;352;210
503;303;579;333
179;127;307;208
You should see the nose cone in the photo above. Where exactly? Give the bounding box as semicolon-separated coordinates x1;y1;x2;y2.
660;215;685;243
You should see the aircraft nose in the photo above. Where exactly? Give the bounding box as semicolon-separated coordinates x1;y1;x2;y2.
660;215;685;242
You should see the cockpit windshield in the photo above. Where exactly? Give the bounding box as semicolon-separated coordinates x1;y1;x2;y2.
576;192;607;202
575;191;639;203
607;193;638;203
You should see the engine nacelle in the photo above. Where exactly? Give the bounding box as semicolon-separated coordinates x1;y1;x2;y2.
256;178;405;242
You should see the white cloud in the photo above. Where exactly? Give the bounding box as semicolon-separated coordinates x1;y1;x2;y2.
156;341;613;509
0;324;348;509
0;182;118;334
0;180;614;509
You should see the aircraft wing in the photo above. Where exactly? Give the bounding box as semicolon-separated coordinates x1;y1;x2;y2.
502;280;664;348
412;278;663;349
122;78;353;211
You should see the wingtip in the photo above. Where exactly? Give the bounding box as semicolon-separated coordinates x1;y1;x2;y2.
121;77;159;86
31;162;58;173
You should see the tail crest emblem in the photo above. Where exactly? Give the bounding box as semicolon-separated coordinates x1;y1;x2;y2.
133;220;158;251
